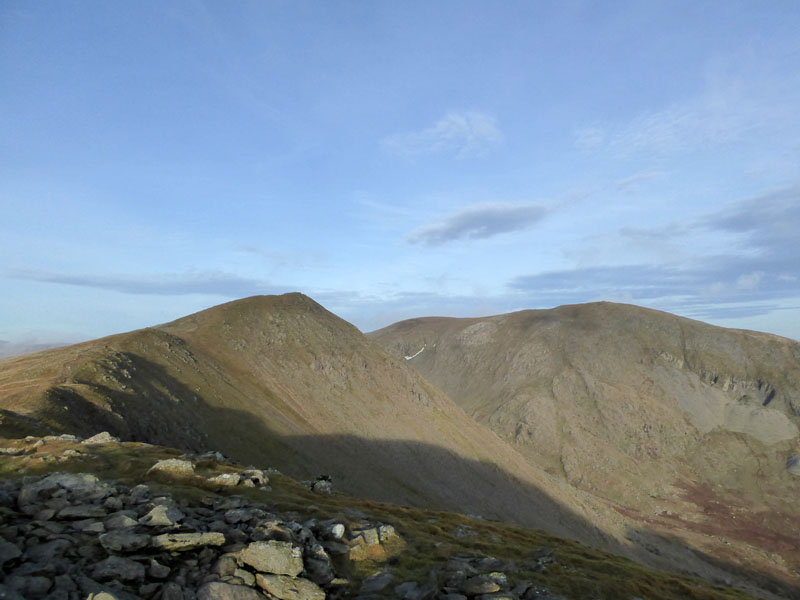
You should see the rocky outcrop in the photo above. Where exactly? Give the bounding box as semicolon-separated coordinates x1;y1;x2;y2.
0;466;402;600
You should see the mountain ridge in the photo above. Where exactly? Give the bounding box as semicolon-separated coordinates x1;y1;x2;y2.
2;293;799;598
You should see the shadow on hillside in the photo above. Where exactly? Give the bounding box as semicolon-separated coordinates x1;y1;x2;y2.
627;526;800;600
18;353;799;599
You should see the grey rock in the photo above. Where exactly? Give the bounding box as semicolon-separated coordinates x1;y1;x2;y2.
320;540;349;555
152;532;226;551
378;524;398;541
4;575;52;597
303;544;334;585
148;559;171;579
360;570;394;594
197;582;266;600
147;458;195;477
233;568;256;586
255;574;325;600
92;556;146;582
73;518;106;533
350;527;380;546
208;473;240;487
0;447;25;456
240;470;268;486
159;582;187;600
139;582;160;597
462;577;501;596
394;582;436;600
86;594;121;600
103;496;124;511
224;509;253;524
82;432;119;444
310;480;331;495
213;555;238;577
238;541;303;577
53;574;77;592
23;538;70;562
128;484;150;503
0;539;22;566
99;530;151;552
140;504;185;527
105;513;139;530
19;473;100;507
57;505;107;519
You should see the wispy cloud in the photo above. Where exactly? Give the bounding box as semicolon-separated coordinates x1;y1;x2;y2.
575;50;800;157
508;186;800;320
6;269;275;297
383;111;503;158
407;203;548;246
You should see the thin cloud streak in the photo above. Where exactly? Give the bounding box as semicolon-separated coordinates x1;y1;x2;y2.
6;269;275;297
383;111;503;159
408;203;548;246
508;186;800;320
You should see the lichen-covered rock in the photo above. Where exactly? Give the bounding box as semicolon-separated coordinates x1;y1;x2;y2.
208;473;240;487
462;576;501;595
82;432;119;445
139;504;184;527
146;458;195;477
238;541;303;576
197;581;267;600
151;532;225;551
255;574;325;600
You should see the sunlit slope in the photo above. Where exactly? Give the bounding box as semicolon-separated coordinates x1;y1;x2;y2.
0;294;606;543
372;301;800;595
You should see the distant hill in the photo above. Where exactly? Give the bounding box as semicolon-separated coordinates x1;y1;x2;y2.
372;301;800;598
1;294;798;598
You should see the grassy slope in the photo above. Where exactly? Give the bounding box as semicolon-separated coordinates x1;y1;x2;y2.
0;435;757;600
370;302;800;598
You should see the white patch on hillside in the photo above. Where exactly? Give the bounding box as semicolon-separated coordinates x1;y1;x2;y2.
405;346;425;360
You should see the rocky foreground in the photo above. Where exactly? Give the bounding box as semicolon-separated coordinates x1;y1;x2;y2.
0;434;568;600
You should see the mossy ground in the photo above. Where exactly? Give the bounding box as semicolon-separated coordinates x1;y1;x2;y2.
0;436;754;600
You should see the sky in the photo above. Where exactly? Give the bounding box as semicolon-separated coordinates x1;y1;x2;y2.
2;1;800;356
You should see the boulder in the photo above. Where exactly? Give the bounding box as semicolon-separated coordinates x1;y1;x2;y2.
57;505;107;519
208;473;240;487
99;530;151;553
104;513;139;530
0;539;21;566
462;576;501;596
237;541;303;576
146;458;195;477
255;574;325;600
82;432;119;445
151;532;226;551
197;581;267;600
92;556;145;582
359;569;394;594
139;504;185;527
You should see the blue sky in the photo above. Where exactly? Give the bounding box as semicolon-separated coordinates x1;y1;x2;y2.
2;1;800;355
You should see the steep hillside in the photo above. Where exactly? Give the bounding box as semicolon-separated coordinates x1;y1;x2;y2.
371;302;800;597
2;295;798;598
0;295;609;547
